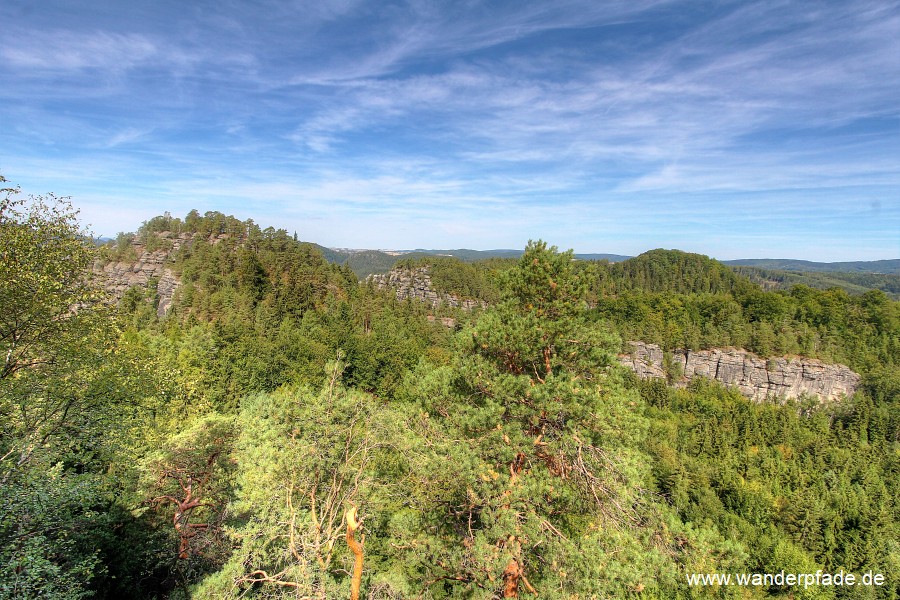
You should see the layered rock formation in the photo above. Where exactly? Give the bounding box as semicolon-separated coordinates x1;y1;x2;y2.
93;232;193;317
95;231;238;316
368;266;485;310
620;341;860;402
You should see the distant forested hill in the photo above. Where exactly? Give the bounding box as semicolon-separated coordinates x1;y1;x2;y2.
316;247;632;278
725;257;900;274
585;249;900;372
312;245;408;278
321;247;900;296
733;265;900;299
407;248;632;262
407;248;524;261
374;248;900;299
372;248;900;373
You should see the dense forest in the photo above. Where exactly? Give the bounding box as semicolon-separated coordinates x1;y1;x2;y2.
1;181;898;599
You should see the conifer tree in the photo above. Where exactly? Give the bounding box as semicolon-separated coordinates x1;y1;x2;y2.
397;241;703;597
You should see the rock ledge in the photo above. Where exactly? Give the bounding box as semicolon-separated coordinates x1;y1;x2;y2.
620;341;860;402
368;266;485;310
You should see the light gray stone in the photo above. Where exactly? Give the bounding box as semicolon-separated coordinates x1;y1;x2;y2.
620;341;859;402
368;266;486;312
92;234;198;315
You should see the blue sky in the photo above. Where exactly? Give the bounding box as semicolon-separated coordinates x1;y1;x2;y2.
1;0;898;261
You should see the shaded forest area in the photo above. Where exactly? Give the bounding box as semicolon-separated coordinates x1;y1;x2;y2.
1;183;898;599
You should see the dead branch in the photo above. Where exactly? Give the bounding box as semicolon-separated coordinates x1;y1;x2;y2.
542;346;553;379
237;569;309;593
345;506;364;600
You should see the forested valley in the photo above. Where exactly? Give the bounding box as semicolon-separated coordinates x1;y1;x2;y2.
2;183;898;599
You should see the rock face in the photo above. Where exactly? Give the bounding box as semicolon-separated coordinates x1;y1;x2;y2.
93;232;196;317
620;341;860;402
90;231;261;316
369;266;485;310
155;268;180;315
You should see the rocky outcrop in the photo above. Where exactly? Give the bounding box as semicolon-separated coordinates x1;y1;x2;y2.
93;231;244;316
369;266;485;310
93;232;191;317
155;268;180;315
620;341;860;402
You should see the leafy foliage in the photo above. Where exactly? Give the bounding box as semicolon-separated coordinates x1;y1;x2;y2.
193;364;401;598
0;180;151;597
636;377;899;598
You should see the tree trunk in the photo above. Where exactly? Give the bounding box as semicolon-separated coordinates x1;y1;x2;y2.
346;507;364;600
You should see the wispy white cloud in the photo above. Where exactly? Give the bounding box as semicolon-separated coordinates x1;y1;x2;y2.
1;0;897;260
2;31;158;71
104;127;154;148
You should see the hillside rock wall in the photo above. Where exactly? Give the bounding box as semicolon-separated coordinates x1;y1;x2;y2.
369;266;485;310
620;341;860;402
366;266;860;403
93;232;195;317
96;242;861;403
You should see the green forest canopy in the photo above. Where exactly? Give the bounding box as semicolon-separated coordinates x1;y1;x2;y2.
1;195;897;599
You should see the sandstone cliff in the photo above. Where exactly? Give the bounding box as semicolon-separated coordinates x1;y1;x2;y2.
92;231;229;317
620;341;860;402
368;266;486;310
371;266;859;402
